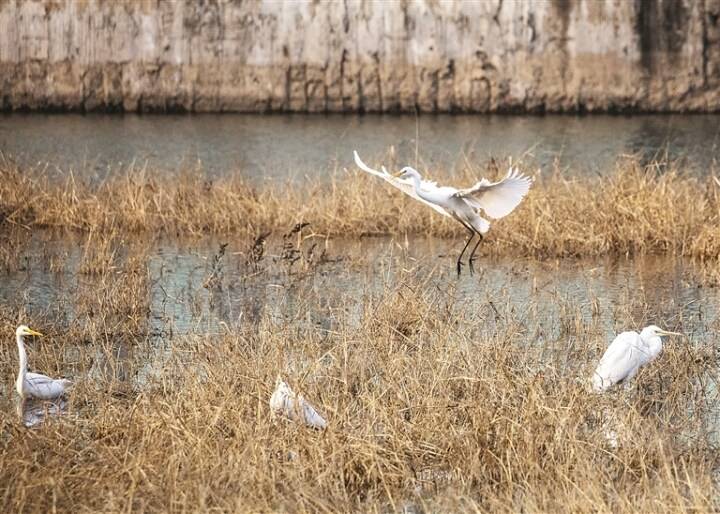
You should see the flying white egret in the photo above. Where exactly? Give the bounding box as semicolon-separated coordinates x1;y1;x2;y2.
270;377;327;430
353;151;533;274
592;325;682;392
14;325;72;400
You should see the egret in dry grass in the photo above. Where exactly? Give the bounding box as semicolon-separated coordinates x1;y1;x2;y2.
270;377;327;430
592;325;682;392
354;151;533;274
14;325;71;400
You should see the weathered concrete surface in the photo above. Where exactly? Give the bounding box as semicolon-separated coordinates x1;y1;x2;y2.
0;0;718;113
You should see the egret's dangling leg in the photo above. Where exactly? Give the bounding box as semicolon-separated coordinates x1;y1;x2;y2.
456;226;476;276
468;233;484;273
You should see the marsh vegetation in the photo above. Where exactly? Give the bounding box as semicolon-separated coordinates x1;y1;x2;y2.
0;154;719;512
2;154;719;260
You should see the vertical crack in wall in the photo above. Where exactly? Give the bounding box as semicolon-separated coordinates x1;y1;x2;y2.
701;0;709;86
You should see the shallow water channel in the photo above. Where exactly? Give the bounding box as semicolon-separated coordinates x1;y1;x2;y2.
1;113;719;179
4;234;718;337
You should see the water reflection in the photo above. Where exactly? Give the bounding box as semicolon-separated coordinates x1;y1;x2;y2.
1;113;718;180
2;234;718;340
16;396;68;428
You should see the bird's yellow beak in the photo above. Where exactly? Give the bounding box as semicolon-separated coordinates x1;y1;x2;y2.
393;170;404;178
26;328;43;337
658;329;682;337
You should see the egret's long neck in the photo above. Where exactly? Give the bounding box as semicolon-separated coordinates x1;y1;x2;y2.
646;336;663;359
16;334;27;378
410;173;430;201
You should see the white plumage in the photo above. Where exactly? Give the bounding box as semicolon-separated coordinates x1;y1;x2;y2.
14;325;72;400
353;151;532;274
270;377;327;430
592;325;682;392
454;168;534;219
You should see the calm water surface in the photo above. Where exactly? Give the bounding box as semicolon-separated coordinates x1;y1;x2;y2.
1;113;718;180
2;235;716;339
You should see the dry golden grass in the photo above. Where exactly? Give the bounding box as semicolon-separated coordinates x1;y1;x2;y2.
1;156;719;259
0;155;719;512
0;254;718;513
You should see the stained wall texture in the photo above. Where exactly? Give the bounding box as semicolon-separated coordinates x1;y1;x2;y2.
0;0;719;113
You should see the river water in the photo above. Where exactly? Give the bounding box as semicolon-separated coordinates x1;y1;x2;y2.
2;234;717;340
1;113;719;180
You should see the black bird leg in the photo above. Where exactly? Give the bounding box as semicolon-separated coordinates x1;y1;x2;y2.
456;227;476;276
468;233;484;273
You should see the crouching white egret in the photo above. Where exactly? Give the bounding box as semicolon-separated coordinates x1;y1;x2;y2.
353;151;533;275
270;377;327;430
592;325;683;392
14;325;72;400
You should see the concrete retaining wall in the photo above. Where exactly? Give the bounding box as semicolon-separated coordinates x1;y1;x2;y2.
1;0;719;112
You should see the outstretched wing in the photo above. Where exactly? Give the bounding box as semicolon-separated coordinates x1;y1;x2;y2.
454;167;533;219
353;151;450;218
592;332;644;391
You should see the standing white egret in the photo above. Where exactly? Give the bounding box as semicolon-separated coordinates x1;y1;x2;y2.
592;325;682;392
353;151;532;274
14;325;72;400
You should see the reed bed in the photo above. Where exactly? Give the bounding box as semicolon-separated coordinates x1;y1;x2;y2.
1;156;719;512
1;156;719;259
0;254;718;513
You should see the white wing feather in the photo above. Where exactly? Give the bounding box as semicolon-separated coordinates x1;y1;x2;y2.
454;167;533;219
24;372;71;400
592;331;652;391
270;378;327;430
353;151;451;218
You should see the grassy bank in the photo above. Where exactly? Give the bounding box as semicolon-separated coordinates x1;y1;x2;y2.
0;237;718;512
1;157;719;259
